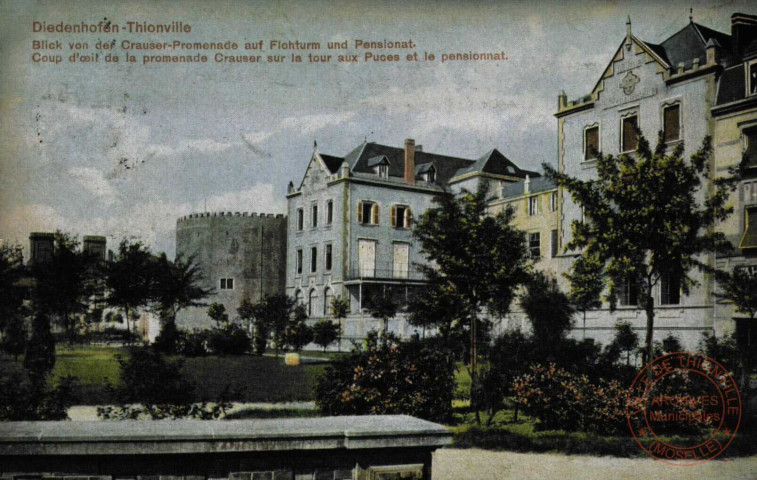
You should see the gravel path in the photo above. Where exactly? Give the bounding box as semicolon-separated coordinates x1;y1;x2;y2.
433;449;757;480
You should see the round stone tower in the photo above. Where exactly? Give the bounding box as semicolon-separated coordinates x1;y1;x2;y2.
175;211;287;329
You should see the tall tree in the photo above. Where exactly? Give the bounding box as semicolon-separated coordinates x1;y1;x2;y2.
241;294;297;357
565;253;604;338
0;243;27;359
413;181;531;423
31;232;92;343
105;240;156;340
152;253;212;325
545;134;737;363
521;271;575;348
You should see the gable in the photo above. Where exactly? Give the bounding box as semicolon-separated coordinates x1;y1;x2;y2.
297;152;334;191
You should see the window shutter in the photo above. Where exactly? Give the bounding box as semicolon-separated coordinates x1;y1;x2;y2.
406;207;412;227
372;204;379;225
391;205;397;227
357;201;363;223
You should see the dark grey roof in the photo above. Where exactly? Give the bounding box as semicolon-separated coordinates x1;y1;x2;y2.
452;149;540;180
366;155;390;168
497;176;556;201
415;162;436;174
319;154;344;174
716;64;747;105
639;22;731;71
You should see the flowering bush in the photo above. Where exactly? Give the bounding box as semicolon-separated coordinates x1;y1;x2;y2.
314;331;456;422
513;363;629;435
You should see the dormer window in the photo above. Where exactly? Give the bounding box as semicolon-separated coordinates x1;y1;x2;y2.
378;164;389;178
427;167;436;183
748;59;757;96
368;156;391;178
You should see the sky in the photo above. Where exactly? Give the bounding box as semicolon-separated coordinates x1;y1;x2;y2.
1;0;755;258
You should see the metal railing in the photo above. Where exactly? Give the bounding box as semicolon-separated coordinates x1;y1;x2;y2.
347;261;426;281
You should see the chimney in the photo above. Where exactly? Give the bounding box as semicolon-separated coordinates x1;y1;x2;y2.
732;13;757;57
415;145;423;152
404;138;415;185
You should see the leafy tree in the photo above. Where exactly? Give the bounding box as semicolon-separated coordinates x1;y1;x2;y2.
413;181;530;395
521;271;574;348
207;302;229;326
23;313;56;380
565;253;604;336
611;321;639;366
31;232;92;343
330;295;349;351
313;319;341;351
207;322;250;355
0;243;26;339
0;358;75;420
406;282;467;345
314;331;456;422
369;292;397;334
152;253;212;324
283;304;313;352
105;240;155;340
238;299;265;355
1;316;26;361
545;133;737;363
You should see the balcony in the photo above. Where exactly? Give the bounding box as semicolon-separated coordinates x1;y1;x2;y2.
346;261;427;283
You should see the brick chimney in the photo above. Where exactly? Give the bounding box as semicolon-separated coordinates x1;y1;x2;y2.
404;138;415;185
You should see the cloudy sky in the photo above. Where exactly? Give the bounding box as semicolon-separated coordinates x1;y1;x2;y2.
1;0;755;258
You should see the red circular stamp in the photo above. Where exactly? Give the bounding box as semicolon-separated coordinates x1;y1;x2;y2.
626;351;741;466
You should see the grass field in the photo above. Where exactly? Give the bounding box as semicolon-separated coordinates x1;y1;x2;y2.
50;346;327;405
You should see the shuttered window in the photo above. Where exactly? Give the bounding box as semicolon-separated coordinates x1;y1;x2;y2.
622;115;638;152
740;207;757;249
663;105;680;143
584;126;599;160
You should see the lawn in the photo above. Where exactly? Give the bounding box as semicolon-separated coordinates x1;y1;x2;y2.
50;346;327;405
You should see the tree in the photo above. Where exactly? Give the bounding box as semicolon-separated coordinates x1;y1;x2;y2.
152;253;212;324
105;240;156;340
283;304;313;352
313;319;341;351
565;253;604;338
611;321;639;366
407;282;467;345
545;133;737;363
1;316;26;361
0;243;26;340
413;182;530;394
521;271;574;348
369;291;397;335
330;295;349;351
23;313;56;380
31;232;92;343
239;294;296;357
207;302;229;326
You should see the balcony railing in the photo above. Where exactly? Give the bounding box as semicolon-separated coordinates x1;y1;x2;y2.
347;261;426;281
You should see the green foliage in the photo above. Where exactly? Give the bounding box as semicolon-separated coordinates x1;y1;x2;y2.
23;313;56;379
0;243;26;336
239;294;304;356
1;315;26;361
369;291;397;332
330;295;349;320
514;363;629;435
545;133;738;363
0;358;75;420
152;253;212;323
521;271;574;347
312;319;341;351
283;305;313;352
565;252;604;314
610;321;639;366
98;346;230;420
208;322;251;355
716;267;757;319
314;331;456;422
153;319;183;354
105;240;155;338
207;302;229;325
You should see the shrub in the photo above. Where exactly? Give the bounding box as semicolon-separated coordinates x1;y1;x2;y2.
208;322;250;355
314;331;456;422
180;329;209;357
513;363;629;435
0;356;75;420
313;319;341;351
153;320;183;354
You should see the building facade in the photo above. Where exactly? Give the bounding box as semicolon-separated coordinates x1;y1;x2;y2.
286;139;537;346
175;211;287;329
554;16;734;347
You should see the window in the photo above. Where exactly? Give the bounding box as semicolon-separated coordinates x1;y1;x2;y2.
378;163;389;178
550;191;558;212
310;246;317;273
296;248;303;275
324;287;334;316
220;278;234;290
528;196;538;216
528;232;540;259
294;289;303;305
357;201;379;225
619;277;639;306
308;288;318;317
740;207;757;249
584;125;599;160
551;229;558;258
311;204;318;228
296;208;304;231
326;200;333;225
427;167;436;183
663;104;680;143
325;244;333;271
391;205;412;229
748;60;757;96
621;115;639;152
393;243;409;278
744;126;757;168
660;274;681;305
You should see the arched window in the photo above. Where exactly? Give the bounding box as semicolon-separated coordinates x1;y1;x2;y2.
295;289;303;306
324;287;334;316
308;288;318;317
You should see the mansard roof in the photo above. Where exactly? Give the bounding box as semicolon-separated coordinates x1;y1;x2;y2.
451;148;540;180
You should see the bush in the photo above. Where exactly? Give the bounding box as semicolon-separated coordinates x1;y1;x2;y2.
0;356;75;420
153;320;183;354
314;331;456;422
98;346;229;420
513;363;629;435
181;329;209;357
312;319;341;351
208;322;250;355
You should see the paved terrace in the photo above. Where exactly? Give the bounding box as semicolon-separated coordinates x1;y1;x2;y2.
0;415;452;479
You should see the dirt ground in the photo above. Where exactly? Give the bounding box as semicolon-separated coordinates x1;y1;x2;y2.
433;449;757;480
